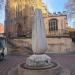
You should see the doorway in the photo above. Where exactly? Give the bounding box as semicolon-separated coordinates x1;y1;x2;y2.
17;23;23;37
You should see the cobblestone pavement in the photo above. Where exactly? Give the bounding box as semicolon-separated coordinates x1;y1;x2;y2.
0;54;29;75
0;53;75;75
48;54;75;75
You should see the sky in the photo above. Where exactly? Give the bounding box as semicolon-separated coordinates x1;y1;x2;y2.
0;0;67;24
0;8;5;24
0;2;5;24
42;0;67;13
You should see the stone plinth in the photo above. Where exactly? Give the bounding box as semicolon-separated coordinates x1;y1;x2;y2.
18;62;62;75
8;67;70;75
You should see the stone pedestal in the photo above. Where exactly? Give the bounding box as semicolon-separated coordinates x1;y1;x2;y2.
18;61;62;75
16;54;70;75
8;66;70;75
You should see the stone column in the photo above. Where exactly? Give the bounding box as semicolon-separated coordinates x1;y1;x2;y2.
32;8;47;54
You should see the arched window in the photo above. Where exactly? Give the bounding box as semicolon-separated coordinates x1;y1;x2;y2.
49;19;58;31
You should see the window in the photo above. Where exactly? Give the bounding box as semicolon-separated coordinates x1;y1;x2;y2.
49;19;58;31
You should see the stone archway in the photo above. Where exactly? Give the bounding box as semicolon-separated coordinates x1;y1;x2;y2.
17;23;23;37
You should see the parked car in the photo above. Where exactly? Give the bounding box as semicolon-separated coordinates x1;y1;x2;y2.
0;36;7;61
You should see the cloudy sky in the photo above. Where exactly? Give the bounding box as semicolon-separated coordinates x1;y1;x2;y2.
0;0;67;24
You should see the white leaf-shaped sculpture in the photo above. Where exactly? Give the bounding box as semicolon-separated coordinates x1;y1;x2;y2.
32;9;47;54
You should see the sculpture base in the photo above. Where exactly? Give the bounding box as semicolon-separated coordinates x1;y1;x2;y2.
26;54;51;67
18;54;70;75
18;62;62;75
8;54;70;75
8;63;70;75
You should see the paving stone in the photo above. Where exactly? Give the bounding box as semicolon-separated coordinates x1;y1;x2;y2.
0;54;75;75
59;69;70;75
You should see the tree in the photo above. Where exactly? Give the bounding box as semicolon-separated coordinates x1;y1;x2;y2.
0;0;5;9
66;0;75;20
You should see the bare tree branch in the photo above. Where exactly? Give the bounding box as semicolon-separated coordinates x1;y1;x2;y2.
0;0;4;9
65;0;75;20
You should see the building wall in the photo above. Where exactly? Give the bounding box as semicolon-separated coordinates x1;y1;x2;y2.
5;0;68;37
44;14;68;36
5;0;34;37
5;0;48;37
0;23;4;33
47;38;72;53
11;38;75;53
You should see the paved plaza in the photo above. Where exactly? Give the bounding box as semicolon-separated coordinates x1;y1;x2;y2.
0;52;75;75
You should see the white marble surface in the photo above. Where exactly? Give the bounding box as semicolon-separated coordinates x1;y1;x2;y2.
32;9;47;54
26;54;51;67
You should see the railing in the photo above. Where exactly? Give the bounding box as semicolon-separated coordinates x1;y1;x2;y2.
0;29;70;38
47;29;70;37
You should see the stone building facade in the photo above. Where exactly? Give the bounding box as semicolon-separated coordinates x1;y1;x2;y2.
43;12;68;36
5;0;49;37
5;0;75;53
5;0;68;37
5;0;35;37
